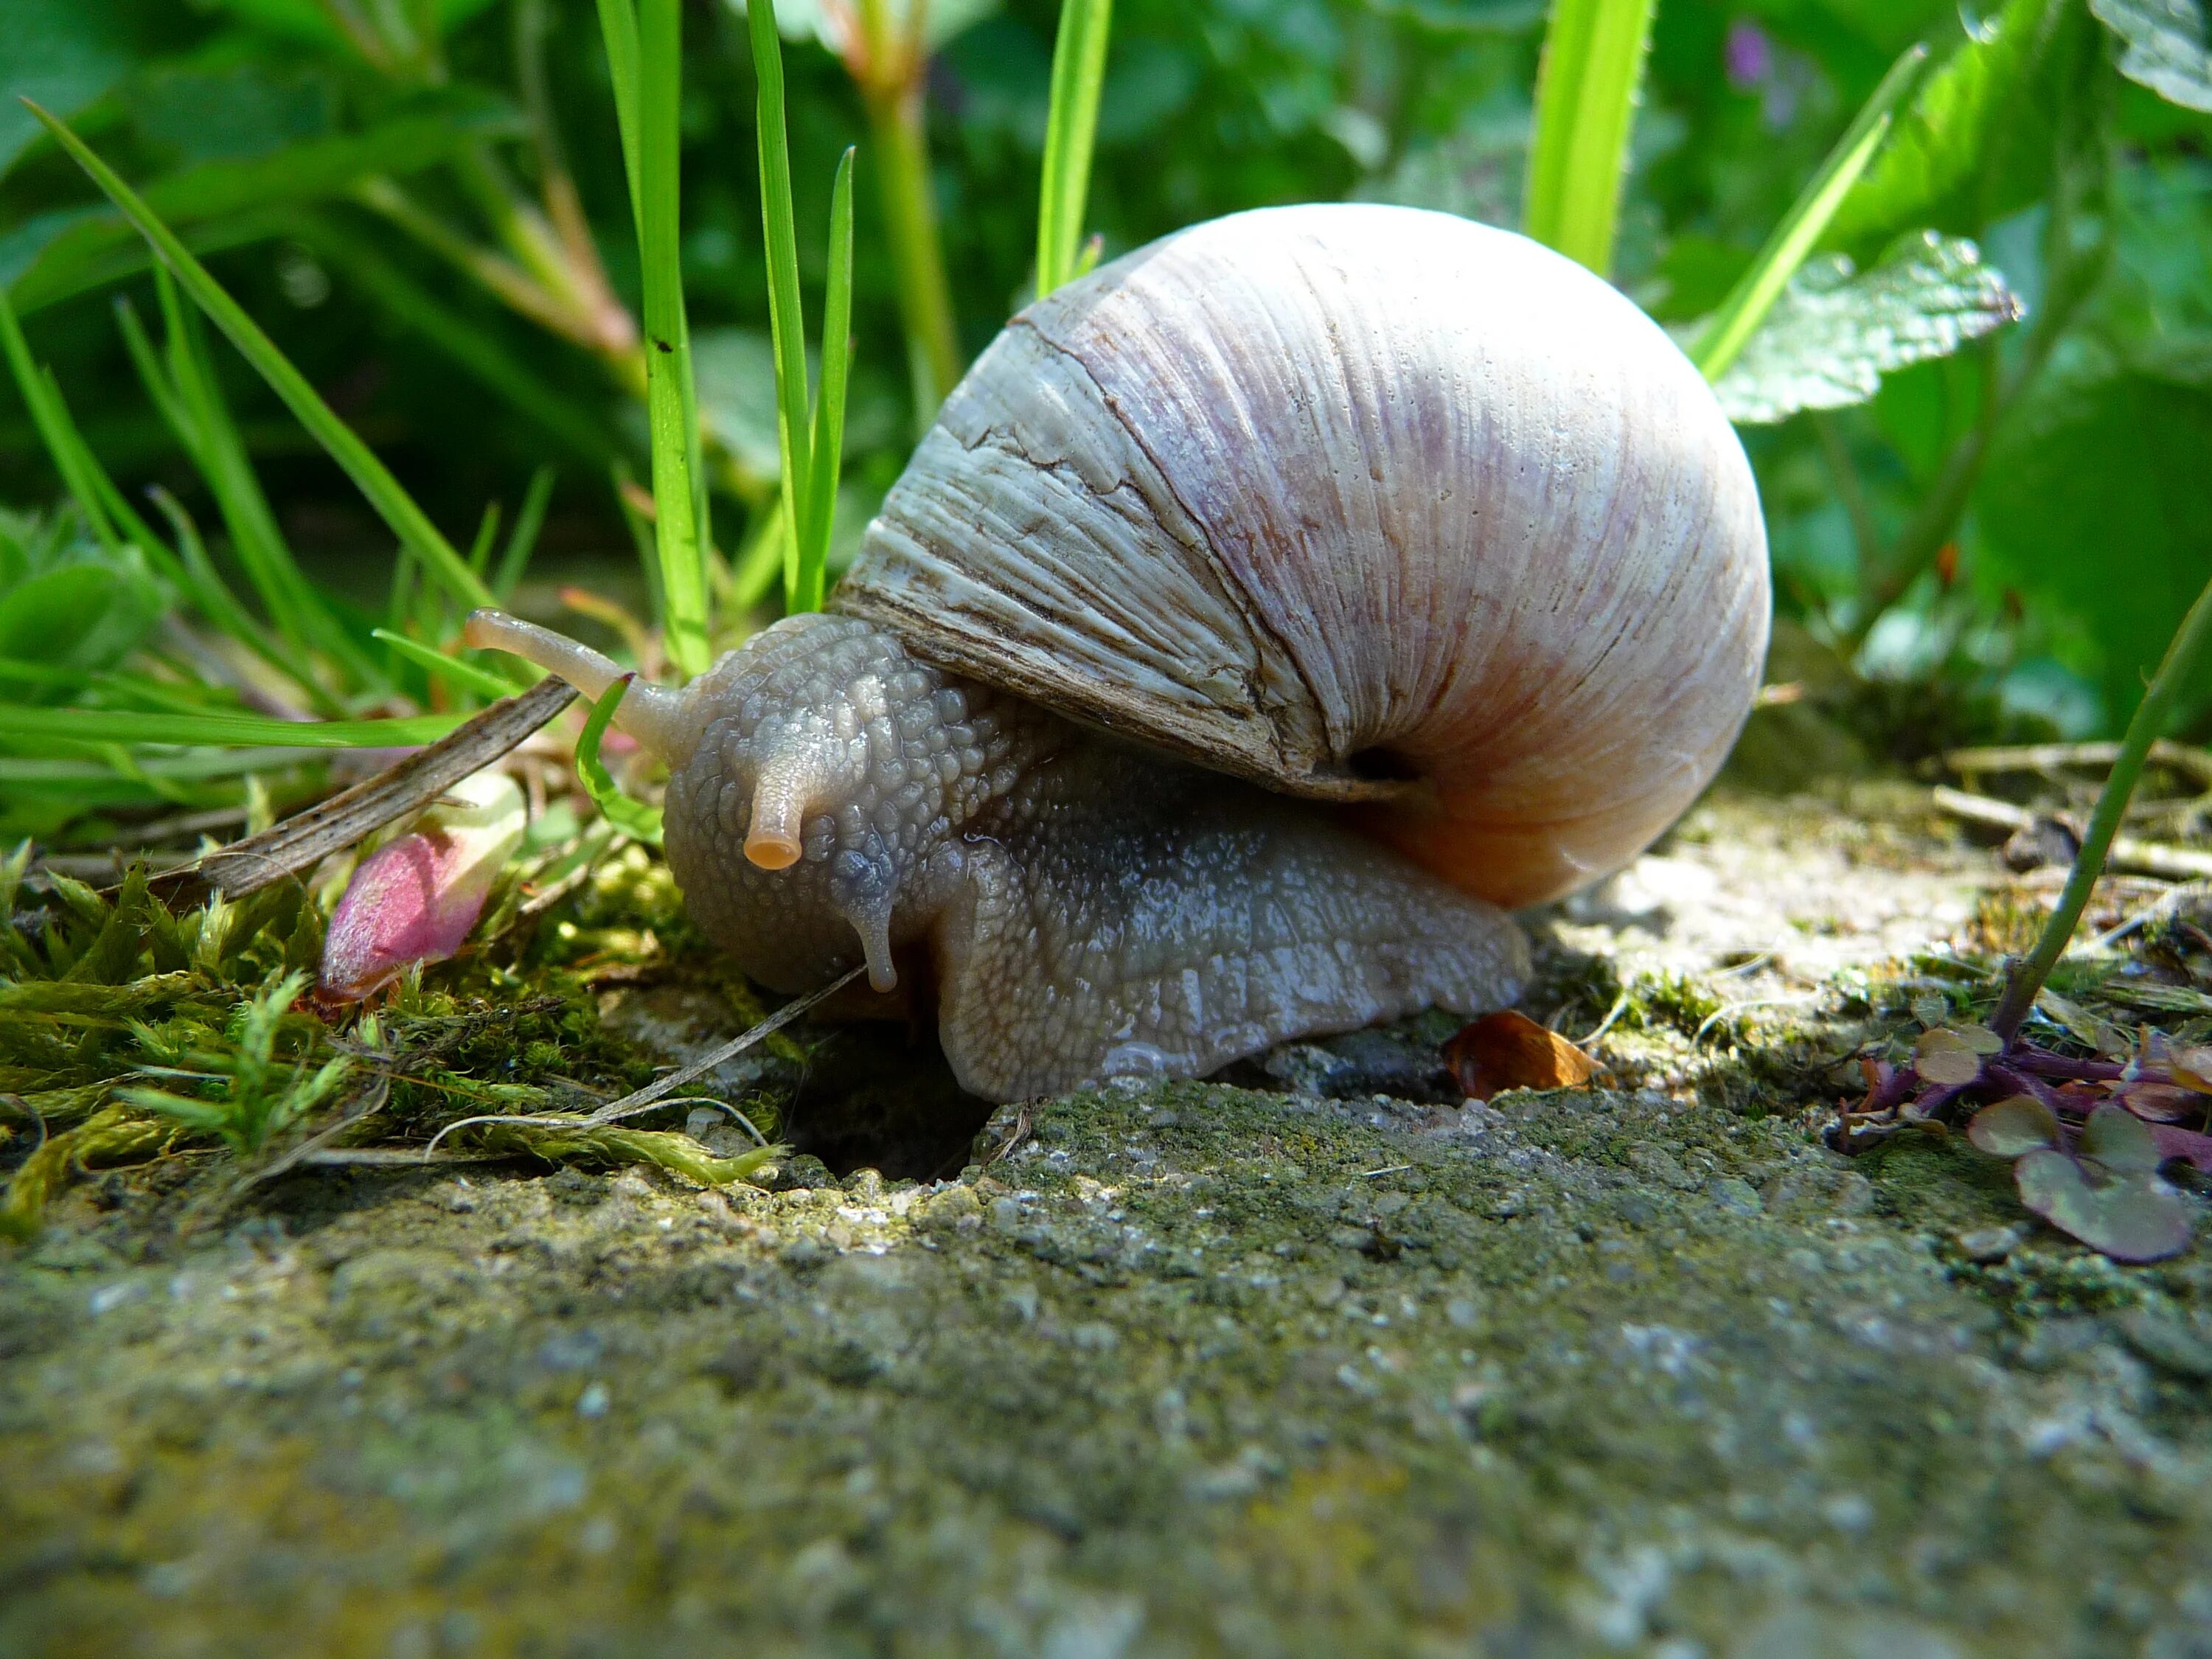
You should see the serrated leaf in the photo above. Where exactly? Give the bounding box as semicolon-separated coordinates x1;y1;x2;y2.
1711;233;2021;424
1969;1094;2065;1158
1826;0;2067;253
2015;1149;2194;1262
2092;0;2212;111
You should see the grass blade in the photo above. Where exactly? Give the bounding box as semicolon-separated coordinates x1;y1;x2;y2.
633;0;710;677
796;147;856;616
1522;0;1658;276
0;705;463;748
595;0;645;243
1691;46;1930;383
1992;568;2212;1038
495;466;557;601
27;102;494;615
574;676;666;844
0;288;121;552
748;0;818;611
370;629;519;701
147;268;375;686
1036;0;1114;300
296;215;616;468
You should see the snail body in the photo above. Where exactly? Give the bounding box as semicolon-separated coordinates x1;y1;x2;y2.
471;204;1770;1102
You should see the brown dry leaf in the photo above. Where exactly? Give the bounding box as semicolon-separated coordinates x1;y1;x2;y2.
2143;1029;2212;1094
1913;1028;1984;1088
1445;1011;1598;1102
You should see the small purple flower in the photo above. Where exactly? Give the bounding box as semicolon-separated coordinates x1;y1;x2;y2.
1725;18;1773;91
320;771;526;1001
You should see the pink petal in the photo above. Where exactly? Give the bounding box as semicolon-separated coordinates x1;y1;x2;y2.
319;771;525;1001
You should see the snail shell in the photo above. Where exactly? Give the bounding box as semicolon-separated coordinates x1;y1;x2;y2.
838;202;1770;909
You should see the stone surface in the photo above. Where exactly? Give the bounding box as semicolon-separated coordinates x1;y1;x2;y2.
4;790;2211;1655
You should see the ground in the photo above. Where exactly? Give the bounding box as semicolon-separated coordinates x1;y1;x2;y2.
6;782;2212;1658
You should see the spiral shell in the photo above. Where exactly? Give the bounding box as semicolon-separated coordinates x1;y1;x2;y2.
837;203;1770;908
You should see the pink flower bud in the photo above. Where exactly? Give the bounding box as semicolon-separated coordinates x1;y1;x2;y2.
319;771;526;1001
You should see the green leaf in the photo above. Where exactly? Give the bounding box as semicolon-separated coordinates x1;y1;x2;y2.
595;0;644;231
1709;233;2020;424
212;0;501;49
636;0;709;676
1037;0;1114;299
0;705;462;748
1966;1093;2064;1158
1825;0;2070;253
2080;1103;2166;1175
131;65;335;167
1977;364;2212;731
796;147;856;616
371;629;521;701
1520;0;1657;275
2091;0;2212;111
8;98;521;314
0;563;164;689
0;0;139;181
28;104;495;617
750;0;817;614
574;677;665;846
1691;46;1929;383
494;467;557;602
2014;1148;2194;1261
291;216;616;470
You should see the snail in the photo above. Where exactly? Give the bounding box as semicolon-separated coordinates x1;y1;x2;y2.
468;204;1770;1102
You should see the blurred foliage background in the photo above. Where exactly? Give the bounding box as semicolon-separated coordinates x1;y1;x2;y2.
2;0;2210;838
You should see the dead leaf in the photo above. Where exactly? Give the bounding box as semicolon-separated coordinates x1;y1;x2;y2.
2142;1029;2212;1094
1445;1011;1597;1102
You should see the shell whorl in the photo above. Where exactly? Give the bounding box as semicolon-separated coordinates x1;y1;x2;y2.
837;203;1770;908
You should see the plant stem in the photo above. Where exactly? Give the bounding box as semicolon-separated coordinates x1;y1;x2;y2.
1037;0;1113;301
863;77;961;435
1521;0;1657;276
1812;411;1881;572
636;0;711;676
1992;566;2212;1040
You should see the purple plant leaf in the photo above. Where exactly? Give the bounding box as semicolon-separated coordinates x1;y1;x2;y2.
1967;1094;2063;1159
319;771;526;1001
2080;1103;2163;1175
2014;1150;2194;1264
2147;1121;2212;1173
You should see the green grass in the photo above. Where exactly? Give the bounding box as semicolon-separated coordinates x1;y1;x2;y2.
1037;0;1115;300
748;0;857;619
631;0;710;676
1691;46;1930;383
1521;0;1658;276
29;103;495;617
